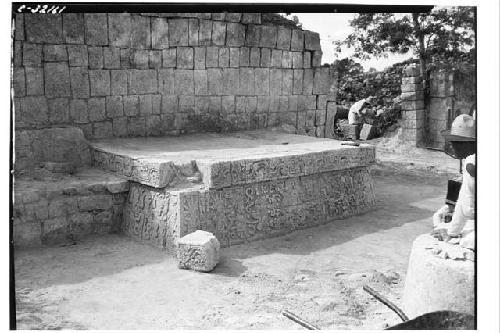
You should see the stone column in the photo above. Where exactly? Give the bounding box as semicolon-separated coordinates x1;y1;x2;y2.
324;66;338;139
401;64;426;146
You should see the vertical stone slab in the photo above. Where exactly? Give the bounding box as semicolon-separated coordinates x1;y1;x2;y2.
25;67;44;96
84;13;108;46
194;47;206;69
23;43;42;67
169;19;189;46
293;69;304;95
69;99;88;124
158;69;174;95
255;68;270;96
124;95;139;116
277;26;292;50
219;47;230;68
19;96;49;126
110;70;128;95
270;69;282;95
152;17;169;49
206;46;218;68
88;97;106;122
212;21;226;46
229;48;239;67
174;70;195;95
303;69;313;95
249;48;260;67
128;69;158;94
304;30;321;51
177;47;194;69
313;67;330;95
12;68;26;97
260;48;271;67
88;47;104;69
106;95;124;118
259;25;277;48
282;69;294;95
188;18;199;46
222;68;239;95
194;69;208;95
108;13;131;47
44;62;71;98
291;29;304;51
63;13;85;44
162;48;176;68
282;51;293;68
271;49;282;68
239;47;250;67
239;68;255;96
245;24;261;47
14;13;24;41
226;23;245;47
48;98;69;124
303;51;311;69
207;68;223;95
67;45;88;67
149;50;162;69
130;15;151;49
292;52;303;69
199;20;212;46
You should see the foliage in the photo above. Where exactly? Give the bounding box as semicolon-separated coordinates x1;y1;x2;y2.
333;7;476;69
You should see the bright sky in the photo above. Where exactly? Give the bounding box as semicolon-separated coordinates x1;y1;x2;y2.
293;13;414;71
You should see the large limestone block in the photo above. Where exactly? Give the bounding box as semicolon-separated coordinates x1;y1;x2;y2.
25;14;63;44
402;234;475;318
176;230;220;272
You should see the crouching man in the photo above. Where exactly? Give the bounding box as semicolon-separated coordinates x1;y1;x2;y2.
431;114;476;250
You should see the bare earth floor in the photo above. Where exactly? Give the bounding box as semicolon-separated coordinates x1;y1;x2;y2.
14;165;448;330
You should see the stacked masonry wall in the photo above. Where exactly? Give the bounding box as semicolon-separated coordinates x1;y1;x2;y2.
12;12;336;142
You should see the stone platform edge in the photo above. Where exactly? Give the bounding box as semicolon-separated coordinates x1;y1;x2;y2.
91;144;376;189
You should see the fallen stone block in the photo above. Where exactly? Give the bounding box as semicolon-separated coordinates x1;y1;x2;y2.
176;230;220;272
359;123;377;141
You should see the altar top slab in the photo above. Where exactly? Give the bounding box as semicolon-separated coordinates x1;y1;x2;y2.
90;130;376;189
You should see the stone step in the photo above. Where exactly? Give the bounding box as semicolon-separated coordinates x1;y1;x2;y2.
90;129;376;189
13;167;129;247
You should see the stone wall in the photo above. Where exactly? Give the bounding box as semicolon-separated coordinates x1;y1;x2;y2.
12;12;335;140
428;68;476;149
400;64;425;146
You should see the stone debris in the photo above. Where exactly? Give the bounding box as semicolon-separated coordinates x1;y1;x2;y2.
176;230;220;272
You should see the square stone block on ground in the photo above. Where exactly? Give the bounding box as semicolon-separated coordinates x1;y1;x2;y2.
176;230;221;272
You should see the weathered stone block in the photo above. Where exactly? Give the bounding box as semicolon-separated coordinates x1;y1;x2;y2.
43;45;67;62
291;52;303;69
177;47;194;69
88;47;103;69
13;68;25;97
70;67;90;98
149;50;162;68
151;17;169;49
401;100;425;111
270;68;282;95
303;69;313;95
209;21;225;46
158;68;175;95
401;90;424;101
312;51;323;67
212;13;226;21
112;117;127;137
313;67;329;95
69;99;88;123
109;70;127;95
103;47;121;69
194;96;210;114
179;96;195;113
108;13;131;47
23;43;42;67
250;48;260;67
239;68;255;95
194;47;206;69
199;19;213;46
25;14;63;43
88;97;106;121
174;70;194;95
84;14;108;46
222;68;239;95
89;69;111;96
279;96;289;112
227;48;239;67
162;95;178;114
45;62;71;98
260;48;271;67
127;117;146;136
271;49;282;68
304;30;321;51
106;96;123;117
152;95;162;115
277;26;292;50
282;69;294;95
128;70;158;94
239;47;249;67
194;70;208;95
14;42;23;67
130;15;151;49
62;13;85;44
207;68;223;95
139;95;153;115
206;46;219;67
260;25;278;48
219;47;230;67
291;29;304;51
255;68;270;96
15;13;24;41
226;23;245;47
282;51;293;68
303;51;311;68
162;48;176;68
241;13;261;24
48;98;69;123
124;95;139;116
146;115;162;136
242;24;259;48
67;45;88;67
93;121;112;139
293;69;304;95
188;18;199;46
169;19;189;46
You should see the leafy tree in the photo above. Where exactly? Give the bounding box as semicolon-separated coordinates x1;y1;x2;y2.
333;7;476;76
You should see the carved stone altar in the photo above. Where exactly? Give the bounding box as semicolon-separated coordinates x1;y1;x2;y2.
90;130;376;252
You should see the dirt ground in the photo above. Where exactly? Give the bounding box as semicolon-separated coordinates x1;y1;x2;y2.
14;163;452;330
